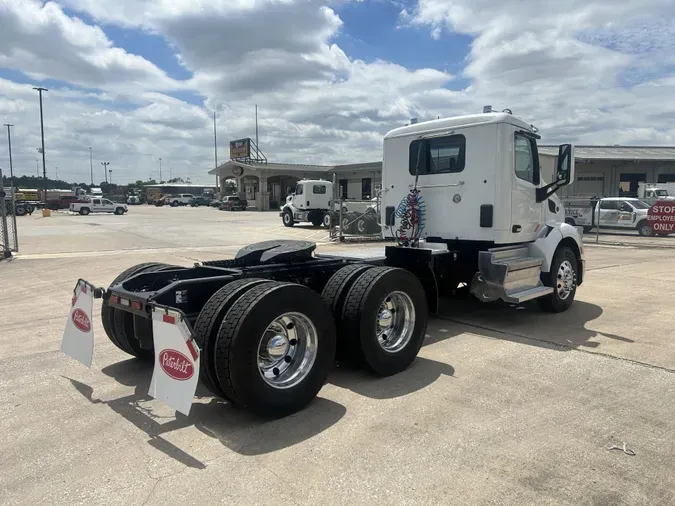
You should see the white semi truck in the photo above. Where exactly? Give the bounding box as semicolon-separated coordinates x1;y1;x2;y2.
280;179;333;227
62;111;584;418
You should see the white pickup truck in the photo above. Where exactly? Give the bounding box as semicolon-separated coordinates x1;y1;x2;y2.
565;197;654;236
70;198;128;216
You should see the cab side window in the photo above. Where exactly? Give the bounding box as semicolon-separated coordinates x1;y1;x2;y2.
514;133;540;185
93;199;101;205
599;200;618;210
295;184;304;196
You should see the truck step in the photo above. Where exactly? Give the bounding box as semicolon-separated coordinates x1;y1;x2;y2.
504;285;553;304
493;256;543;271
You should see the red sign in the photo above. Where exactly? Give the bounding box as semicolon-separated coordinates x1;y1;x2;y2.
159;349;194;381
72;308;91;333
648;200;675;235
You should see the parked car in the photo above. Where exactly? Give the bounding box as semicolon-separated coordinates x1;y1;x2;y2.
167;194;195;207
70;198;128;216
189;195;213;207
219;195;247;211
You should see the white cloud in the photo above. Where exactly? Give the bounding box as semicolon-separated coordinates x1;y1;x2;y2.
2;0;675;184
0;0;182;92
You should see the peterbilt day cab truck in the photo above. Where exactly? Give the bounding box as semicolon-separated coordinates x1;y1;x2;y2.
62;111;584;418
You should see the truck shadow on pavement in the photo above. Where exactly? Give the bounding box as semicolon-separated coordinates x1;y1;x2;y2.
64;359;346;468
436;296;634;351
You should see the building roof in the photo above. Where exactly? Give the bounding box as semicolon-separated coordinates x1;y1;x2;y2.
209;159;382;175
539;145;675;161
384;112;536;140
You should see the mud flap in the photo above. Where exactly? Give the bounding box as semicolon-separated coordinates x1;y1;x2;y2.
61;280;95;367
148;308;200;416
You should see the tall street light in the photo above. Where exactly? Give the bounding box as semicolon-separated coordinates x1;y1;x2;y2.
101;161;109;184
3;124;14;180
89;147;93;186
159;157;162;182
109;169;113;185
35;159;39;178
33;87;48;201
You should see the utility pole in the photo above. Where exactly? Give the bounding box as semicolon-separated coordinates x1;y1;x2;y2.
101;161;109;183
159;157;162;182
3;124;14;180
213;110;219;192
109;169;113;185
169;167;172;180
89;147;93;185
35;159;39;178
33;87;48;202
55;166;58;180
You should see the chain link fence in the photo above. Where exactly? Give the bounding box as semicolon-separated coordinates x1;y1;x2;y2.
329;194;383;242
1;169;19;258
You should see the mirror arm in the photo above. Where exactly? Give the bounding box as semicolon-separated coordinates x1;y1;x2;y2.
536;179;566;202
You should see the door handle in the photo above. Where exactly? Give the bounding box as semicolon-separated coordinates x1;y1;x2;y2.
512;225;522;233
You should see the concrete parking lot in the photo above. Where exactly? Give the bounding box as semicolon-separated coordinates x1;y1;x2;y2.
2;206;675;505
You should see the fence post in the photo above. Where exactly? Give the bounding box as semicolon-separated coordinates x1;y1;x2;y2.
0;168;11;259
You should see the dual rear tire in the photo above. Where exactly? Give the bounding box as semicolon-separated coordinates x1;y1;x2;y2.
195;280;336;417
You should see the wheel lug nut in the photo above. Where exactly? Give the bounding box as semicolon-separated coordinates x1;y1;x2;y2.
273;367;280;376
286;322;294;330
284;356;292;363
289;339;297;346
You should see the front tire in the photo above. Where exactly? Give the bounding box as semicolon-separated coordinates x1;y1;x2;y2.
340;267;428;376
114;207;125;215
213;282;336;417
283;209;294;227
15;204;27;216
538;246;578;313
637;220;654;237
80;207;90;216
171;200;179;207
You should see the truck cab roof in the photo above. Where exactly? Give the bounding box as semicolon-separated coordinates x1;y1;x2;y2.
384;112;536;140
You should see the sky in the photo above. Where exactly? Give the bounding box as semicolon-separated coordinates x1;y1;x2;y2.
1;0;675;185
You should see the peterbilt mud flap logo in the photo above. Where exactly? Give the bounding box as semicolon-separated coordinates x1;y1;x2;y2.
71;308;91;333
159;349;194;381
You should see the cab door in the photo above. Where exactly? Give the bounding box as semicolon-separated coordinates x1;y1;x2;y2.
510;133;543;242
100;199;115;212
91;198;102;212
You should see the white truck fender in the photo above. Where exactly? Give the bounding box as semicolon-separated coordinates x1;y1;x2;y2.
530;222;584;274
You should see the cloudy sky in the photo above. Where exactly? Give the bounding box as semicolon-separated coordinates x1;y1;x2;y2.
1;0;674;184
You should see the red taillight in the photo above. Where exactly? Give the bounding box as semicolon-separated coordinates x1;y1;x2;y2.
131;300;142;311
163;314;176;324
110;295;120;304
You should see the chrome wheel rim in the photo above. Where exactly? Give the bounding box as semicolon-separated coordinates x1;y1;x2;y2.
557;260;575;300
323;214;331;227
284;213;291;224
257;312;318;389
641;224;653;236
376;291;415;353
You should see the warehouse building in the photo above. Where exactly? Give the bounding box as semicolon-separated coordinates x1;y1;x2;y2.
539;146;675;197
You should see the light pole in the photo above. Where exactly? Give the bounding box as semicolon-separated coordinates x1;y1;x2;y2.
89;147;93;185
55;166;58;180
35;159;39;178
109;169;113;185
159;157;162;182
33;87;48;201
213;110;219;192
101;161;109;184
3;124;14;180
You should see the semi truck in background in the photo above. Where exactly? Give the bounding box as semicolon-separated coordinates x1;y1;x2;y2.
62;110;584;419
637;182;675;204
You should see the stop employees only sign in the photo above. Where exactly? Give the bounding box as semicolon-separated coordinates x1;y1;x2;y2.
649;200;675;235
